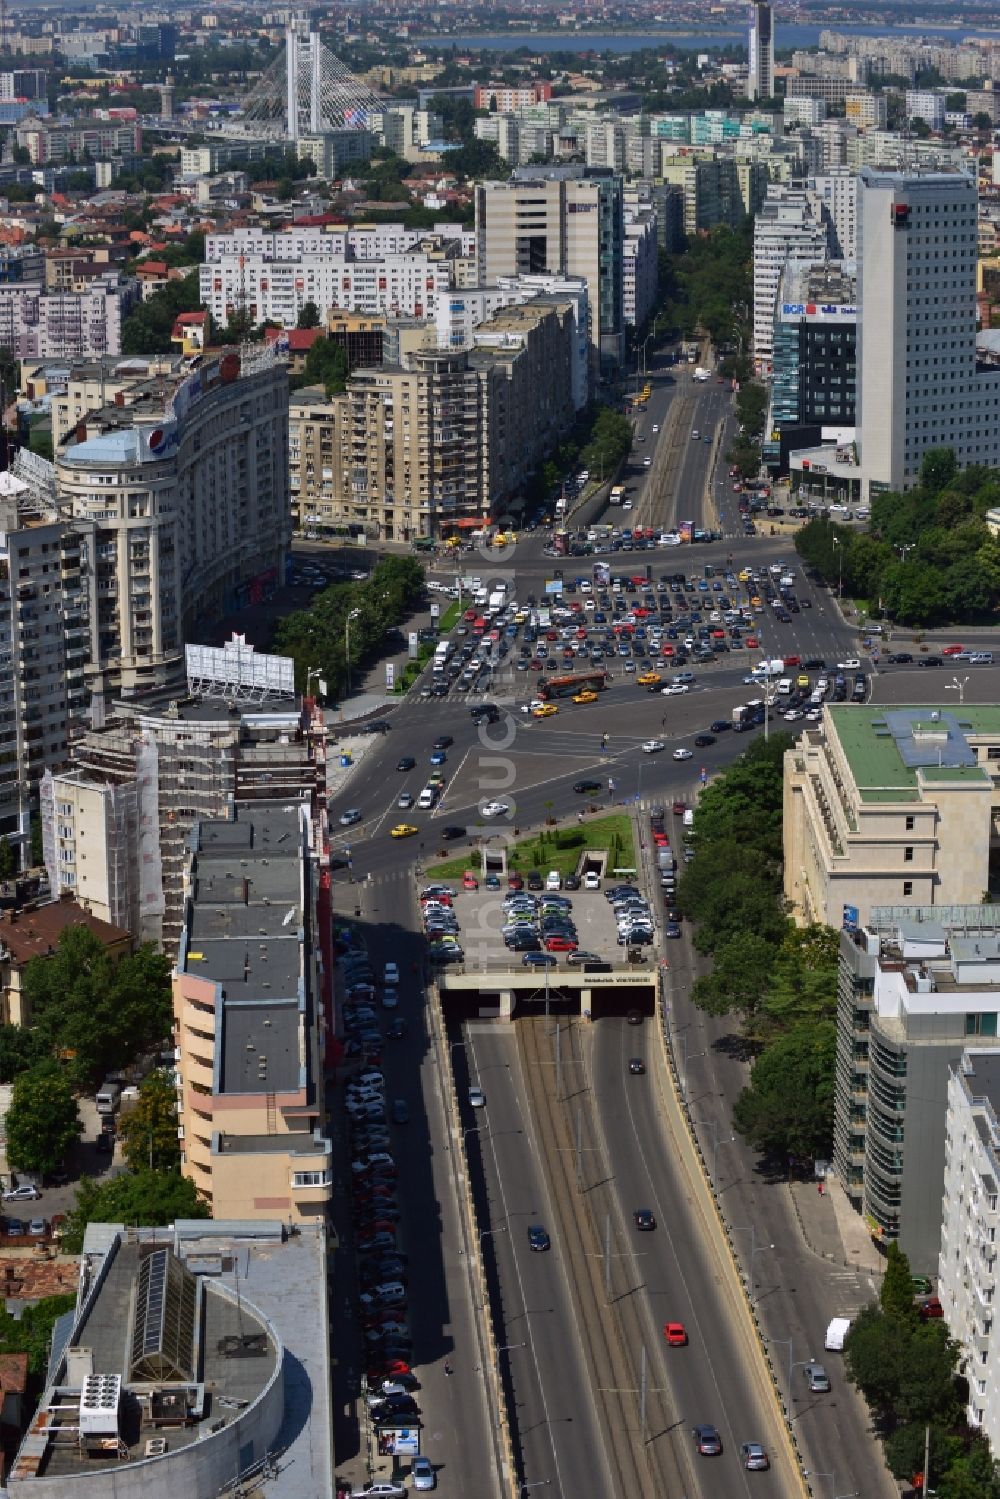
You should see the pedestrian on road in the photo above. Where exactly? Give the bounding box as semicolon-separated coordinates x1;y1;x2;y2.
444;1361;453;1377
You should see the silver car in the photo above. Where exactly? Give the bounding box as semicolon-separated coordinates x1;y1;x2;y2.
411;1455;436;1490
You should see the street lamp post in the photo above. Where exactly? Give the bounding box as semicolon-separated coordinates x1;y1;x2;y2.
732;1223;775;1303
697;1118;735;1183
832;536;843;599
946;675;969;708
344;606;361;696
680;1036;706;1100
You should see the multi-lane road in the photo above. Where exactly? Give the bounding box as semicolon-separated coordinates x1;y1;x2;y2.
326;354;1000;1497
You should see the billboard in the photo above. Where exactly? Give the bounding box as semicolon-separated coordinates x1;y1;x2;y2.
185;636;295;700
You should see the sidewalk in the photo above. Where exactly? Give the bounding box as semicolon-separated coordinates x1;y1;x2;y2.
787;1171;885;1277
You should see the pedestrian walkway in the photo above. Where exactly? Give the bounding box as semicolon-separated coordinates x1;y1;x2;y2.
788;1170;884;1277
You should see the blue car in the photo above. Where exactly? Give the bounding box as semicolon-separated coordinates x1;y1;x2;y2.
430;751;447;765
527;1223;551;1251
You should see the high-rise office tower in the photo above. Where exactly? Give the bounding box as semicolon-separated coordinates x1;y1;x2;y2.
748;2;774;103
857;167;1000;495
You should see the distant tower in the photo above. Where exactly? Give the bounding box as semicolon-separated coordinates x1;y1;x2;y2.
747;2;774;103
158;74;176;121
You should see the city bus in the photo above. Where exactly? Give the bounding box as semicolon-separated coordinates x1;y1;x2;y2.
538;671;609;701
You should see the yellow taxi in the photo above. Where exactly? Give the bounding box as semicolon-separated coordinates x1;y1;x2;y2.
797;673;811;689
533;703;558;718
637;671;662;687
572;689;598;704
390;823;419;839
493;531;517;547
738;568;752;583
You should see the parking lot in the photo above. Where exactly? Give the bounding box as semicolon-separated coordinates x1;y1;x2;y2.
437;883;658;974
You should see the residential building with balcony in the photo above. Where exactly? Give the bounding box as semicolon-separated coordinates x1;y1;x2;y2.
0;469;88;867
42;680;319;954
0;274;139;360
939;1048;1000;1443
173;803;332;1223
784;705;1000;930
54;345;290;717
835;910;1000;1270
752;186;830;373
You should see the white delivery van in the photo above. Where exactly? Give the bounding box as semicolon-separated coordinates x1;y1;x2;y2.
776;677;793;695
417;786;438;810
825;1317;852;1351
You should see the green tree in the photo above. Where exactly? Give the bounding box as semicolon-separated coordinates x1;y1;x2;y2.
921;447;959;494
118;1070;180;1172
883;1421;956;1483
732;1021;836;1160
0;1022;50;1083
0;835;15;879
22;927;172;1088
0;1293;77;1376
762;925;840;1030
881;1240;918;1321
297;300;321;329
301;336;349;398
5;1062;82;1177
843;1301;911;1419
121;269;201;355
61;1169;209;1255
691;930;775;1034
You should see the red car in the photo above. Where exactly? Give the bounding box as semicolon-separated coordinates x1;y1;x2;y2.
544;935;578;952
942;644;964;656
919;1297;944;1320
664;1322;688;1346
672;800;686;814
783;654;801;667
508;872;524;891
746;636;759;649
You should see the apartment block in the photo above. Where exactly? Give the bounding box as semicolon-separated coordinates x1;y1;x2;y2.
623;198;658;330
659;154;743;239
939;1049;1000;1443
173;804;332;1223
747;1;774;102
294;295;577;542
857;168;1000;496
752;187;829;372
0;70;47;100
15;115;140;163
43;673;318;953
475;165;624;368
475;82;552;111
0;473;87;865
784;705;1000;930
788;75;853;105
0;275;139;360
785;96;827;128
906;90;947;130
53;345;290;715
835;911;1000;1268
813;168;859;258
846;92;888;131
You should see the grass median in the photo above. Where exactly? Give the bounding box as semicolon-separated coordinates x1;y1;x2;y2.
426;812;635;880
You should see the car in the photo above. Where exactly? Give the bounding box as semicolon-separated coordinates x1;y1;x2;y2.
563;873;581;891
481;801;510;818
391;1100;409;1126
469;1085;485;1108
672;747;693;760
432;735;453;750
693;1424;723;1456
642;740;666;754
919;1296;944;1320
27;1217;49;1237
837;659;861;671
626;1009;643;1026
663;1322;688;1346
339;808;363;826
396;757;416;772
693;734;716;748
429;751;447;766
3;1184;40;1203
411;1455;436;1491
664;922;682;939
942;644;965;656
887;652;914;665
741;1441;770;1471
634;1208;656;1231
533;703;558;718
628;1058;646;1075
356;1483;408;1499
440;825;466;841
709;720;730;733
461;871;479;890
573;779;603;794
637;671;662;686
4;1219;25;1237
910;1275;933;1296
802;1361;831;1392
527;1223;551;1251
397;792;415;810
572;689;598;704
672;799;686;814
523;952;557;968
583;872;601;890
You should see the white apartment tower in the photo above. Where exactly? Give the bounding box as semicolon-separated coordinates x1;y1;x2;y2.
752;188;829;371
857;168;1000;495
939;1049;1000;1443
748;2;775;103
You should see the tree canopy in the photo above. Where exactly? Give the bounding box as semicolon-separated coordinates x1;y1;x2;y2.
795;449;1000;626
121;269;201;355
21;927;172;1088
732;1021;836;1160
5;1062;82;1177
118;1070;181;1173
61;1169;209;1255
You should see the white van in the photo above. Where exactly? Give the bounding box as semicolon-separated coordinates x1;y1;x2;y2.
682;808;695;828
417;786;438;810
776;677;793;695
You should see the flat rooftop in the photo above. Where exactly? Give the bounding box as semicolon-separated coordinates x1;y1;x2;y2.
11;1220;332;1499
827;705;1000;802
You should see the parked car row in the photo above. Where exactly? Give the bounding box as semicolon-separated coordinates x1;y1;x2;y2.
419;884;464;966
605;883;655;947
501;890;580;956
